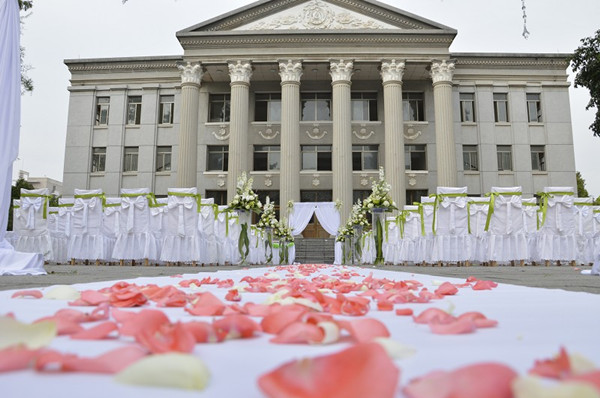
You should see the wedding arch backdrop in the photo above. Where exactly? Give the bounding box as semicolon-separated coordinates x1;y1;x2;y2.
288;202;340;237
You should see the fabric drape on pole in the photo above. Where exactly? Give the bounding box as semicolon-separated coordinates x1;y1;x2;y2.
0;0;45;275
288;202;340;237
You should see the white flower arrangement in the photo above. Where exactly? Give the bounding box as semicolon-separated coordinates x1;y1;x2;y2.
362;167;397;212
337;200;369;242
226;172;262;214
257;196;278;229
274;218;294;243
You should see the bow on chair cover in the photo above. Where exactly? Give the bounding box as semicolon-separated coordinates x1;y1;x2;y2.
72;194;102;234
485;189;523;234
168;198;194;237
467;200;490;235
121;195;147;233
18;197;42;230
435;193;467;235
573;199;594;235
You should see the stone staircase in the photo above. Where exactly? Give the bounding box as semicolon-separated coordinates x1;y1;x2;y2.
294;238;336;264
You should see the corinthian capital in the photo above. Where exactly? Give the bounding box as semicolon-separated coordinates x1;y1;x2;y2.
279;60;303;83
329;59;353;82
430;59;455;84
381;59;405;83
178;62;203;86
228;60;253;84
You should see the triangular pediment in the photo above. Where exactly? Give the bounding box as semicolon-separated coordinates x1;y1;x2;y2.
180;0;455;33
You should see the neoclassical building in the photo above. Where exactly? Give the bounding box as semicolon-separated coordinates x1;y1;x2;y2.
63;0;576;226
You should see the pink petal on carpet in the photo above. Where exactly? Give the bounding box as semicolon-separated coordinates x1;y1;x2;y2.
429;318;477;335
213;314;261;340
529;346;572;379
337;318;390;343
0;347;43;372
434;282;458;296
70;321;118;340
270;322;324;344
11;290;43;299
413;308;456;325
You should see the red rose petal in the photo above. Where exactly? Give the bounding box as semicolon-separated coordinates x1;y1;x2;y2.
429;318;477;335
377;300;394;311
135;322;196;354
185;292;225;316
11;290;43;299
70;321;118;340
395;308;414;316
457;312;498;328
258;342;400;398
35;346;147;374
337;318;390;343
182;321;224;343
118;309;170;336
0;347;42;372
225;289;242;302
270;322;324;344
413;308;455;325
434;282;459;296
261;307;307;335
472;280;498;290
213;314;261;339
529;346;572;379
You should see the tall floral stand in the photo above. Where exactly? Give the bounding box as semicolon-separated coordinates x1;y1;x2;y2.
342;237;353;265
352;225;363;265
371;208;386;265
264;227;274;265
237;210;252;265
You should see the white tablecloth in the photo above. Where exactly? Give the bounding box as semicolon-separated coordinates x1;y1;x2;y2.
1;265;599;397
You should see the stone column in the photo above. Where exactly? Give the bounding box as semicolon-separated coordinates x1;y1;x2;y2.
381;59;406;210
431;59;458;187
226;60;252;202
330;59;354;222
176;62;203;188
279;60;302;216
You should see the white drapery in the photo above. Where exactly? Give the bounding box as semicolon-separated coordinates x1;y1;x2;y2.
0;0;45;275
288;202;340;236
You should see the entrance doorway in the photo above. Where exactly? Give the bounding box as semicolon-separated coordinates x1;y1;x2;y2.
300;190;333;238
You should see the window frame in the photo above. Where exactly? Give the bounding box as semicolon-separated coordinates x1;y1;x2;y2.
352;145;379;171
123;146;139;173
155;146;172;172
207;145;229;172
462;145;479;172
497;145;513;171
402;92;425;122
459;93;476;123
91;147;106;173
405;144;427;171
205;190;227;206
253;145;280;171
301;145;333;171
300;92;332;122
95;97;110;126
526;93;542;123
126;96;142;125
254;93;282;122
351;92;378;122
493;93;509;123
208;94;231;123
159;95;174;125
530;145;546;172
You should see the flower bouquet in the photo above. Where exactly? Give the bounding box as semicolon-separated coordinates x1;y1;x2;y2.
274;218;294;265
336;224;355;265
349;200;369;265
226;173;262;264
362;168;397;265
257;197;278;264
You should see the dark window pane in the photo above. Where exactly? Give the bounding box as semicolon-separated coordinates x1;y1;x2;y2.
255;101;268;121
254;152;268;171
352;152;362;171
363;151;378;170
317;151;332;171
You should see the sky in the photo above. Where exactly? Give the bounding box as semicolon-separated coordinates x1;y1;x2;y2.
17;0;600;196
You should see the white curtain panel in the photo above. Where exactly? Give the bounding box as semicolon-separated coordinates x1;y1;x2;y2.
313;202;340;236
288;203;317;236
289;202;340;236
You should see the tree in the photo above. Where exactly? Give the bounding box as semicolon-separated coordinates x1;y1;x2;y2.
18;0;34;93
576;171;590;198
569;30;600;137
8;178;34;231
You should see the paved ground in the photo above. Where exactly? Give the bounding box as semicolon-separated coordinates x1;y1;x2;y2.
1;263;598;294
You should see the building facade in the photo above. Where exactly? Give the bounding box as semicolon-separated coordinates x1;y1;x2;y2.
63;0;576;221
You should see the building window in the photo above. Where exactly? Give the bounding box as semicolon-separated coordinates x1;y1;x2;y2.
531;145;546;171
91;147;106;173
156;146;172;172
352;145;378;171
255;93;281;122
351;92;378;121
407;190;428;205
209;94;230;122
159;95;174;124
207;145;228;172
405;144;427;171
301;145;332;171
497;145;513;171
301;190;333;202
205;190;227;206
126;96;142;125
123;147;138;172
95;97;110;126
402;92;425;121
462;145;479;171
460;93;476;122
526;93;542;123
256;190;280;218
353;190;371;204
301;93;332;121
493;93;509;122
253;145;280;171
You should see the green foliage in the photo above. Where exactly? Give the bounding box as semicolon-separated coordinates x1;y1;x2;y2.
576;171;590;198
8;178;34;231
18;0;33;11
569;29;600;137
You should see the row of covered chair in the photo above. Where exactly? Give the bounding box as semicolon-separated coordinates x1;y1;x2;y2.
9;188;294;266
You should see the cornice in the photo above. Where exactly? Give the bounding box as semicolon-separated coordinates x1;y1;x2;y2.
452;54;569;68
65;57;182;73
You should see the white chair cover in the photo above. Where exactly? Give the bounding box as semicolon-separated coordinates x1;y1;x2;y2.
214;206;234;265
522;198;540;263
418;196;436;264
468;197;490;263
537;187;577;262
197;198;218;265
431;187;470;263
148;197;168;262
573;197;595;265
68;189;105;261
160;188;199;263
487;186;528;263
4;231;17;248
248;227;266;265
383;216;400;264
47;206;69;263
113;188;153;261
592;206;600;262
398;206;423;264
14;188;53;260
101;197;121;262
